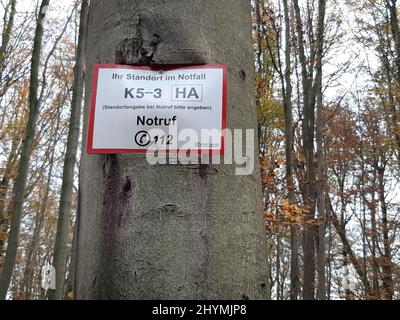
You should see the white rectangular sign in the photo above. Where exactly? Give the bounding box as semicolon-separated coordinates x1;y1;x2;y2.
88;64;227;154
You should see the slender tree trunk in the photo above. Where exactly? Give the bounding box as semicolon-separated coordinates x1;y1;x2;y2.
371;209;380;297
292;0;327;300
23;163;53;299
370;167;380;298
315;0;326;300
75;0;268;300
377;166;393;300
316;89;326;300
360;158;370;298
255;0;265;143
326;215;332;300
276;235;281;300
0;138;19;265
23;208;43;299
328;197;373;297
378;21;400;163
282;0;299;301
0;0;17;82
0;0;50;300
387;0;400;84
51;0;88;301
23;107;61;299
293;0;316;300
255;0;263;73
338;176;353;300
65;211;78;300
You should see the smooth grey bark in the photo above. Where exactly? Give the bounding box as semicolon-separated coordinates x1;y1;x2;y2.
75;0;268;300
52;0;88;301
0;0;50;300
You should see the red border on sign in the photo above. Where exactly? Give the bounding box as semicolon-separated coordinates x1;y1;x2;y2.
87;64;227;155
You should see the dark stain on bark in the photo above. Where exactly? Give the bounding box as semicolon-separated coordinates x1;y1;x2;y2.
102;158;133;226
199;165;209;179
186;164;219;179
119;176;132;226
115;37;142;65
158;204;186;219
115;15;161;65
239;69;246;81
102;155;123;229
98;156;134;296
141;33;161;61
161;204;179;212
122;176;132;193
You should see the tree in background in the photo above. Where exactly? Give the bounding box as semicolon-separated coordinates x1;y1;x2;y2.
50;0;88;300
0;0;50;299
0;0;78;300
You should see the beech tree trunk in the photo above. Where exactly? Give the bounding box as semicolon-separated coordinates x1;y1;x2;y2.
51;0;89;301
75;0;268;300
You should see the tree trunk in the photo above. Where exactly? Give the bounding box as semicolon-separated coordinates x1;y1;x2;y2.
255;0;263;73
0;0;50;300
0;0;17;83
75;0;268;300
293;0;315;300
316;88;326;301
387;0;400;84
0;138;20;265
276;235;281;300
24;106;61;299
315;0;326;300
370;173;380;298
292;0;327;300
51;0;88;301
377;166;393;300
282;0;300;301
328;197;373;298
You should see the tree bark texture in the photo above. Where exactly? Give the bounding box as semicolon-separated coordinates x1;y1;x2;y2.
75;0;268;300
